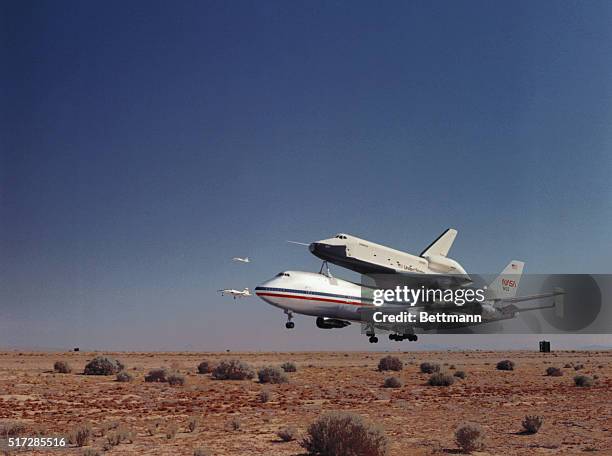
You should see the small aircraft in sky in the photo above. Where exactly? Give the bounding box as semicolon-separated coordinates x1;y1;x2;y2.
218;287;251;299
232;257;250;263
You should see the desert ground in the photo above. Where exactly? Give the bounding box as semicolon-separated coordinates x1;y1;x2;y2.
0;350;610;455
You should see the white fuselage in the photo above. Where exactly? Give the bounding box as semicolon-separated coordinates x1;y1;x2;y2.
255;271;375;321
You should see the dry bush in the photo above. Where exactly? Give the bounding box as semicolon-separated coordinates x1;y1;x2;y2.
69;423;92;447
146;420;161;436
378;356;403;371
545;367;563;377
564;363;572;368
574;375;593;387
197;361;213;374
212;360;255;380
229;417;241;431
455;422;485;453
168;373;186;386
116;371;133;382
277;426;297;442
145;368;168;382
166;423;179;439
496;360;515;371
187;417;198;433
53;361;72;374
522;416;544;434
82;449;101;456
449;364;456;370
194;449;211;456
258;366;288;384
301;411;388;456
84;356;124;375
454;370;466;379
574;364;585;371
420;362;440;374
281;362;297;372
259;389;272;403
0;421;26;437
383;377;402;388
428;372;454;387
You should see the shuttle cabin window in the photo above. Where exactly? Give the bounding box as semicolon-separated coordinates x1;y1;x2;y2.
335;234;348;239
276;272;291;277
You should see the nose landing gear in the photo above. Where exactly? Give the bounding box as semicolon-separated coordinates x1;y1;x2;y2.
284;309;294;329
368;336;379;343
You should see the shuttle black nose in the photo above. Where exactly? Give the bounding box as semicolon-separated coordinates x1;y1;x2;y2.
309;243;316;253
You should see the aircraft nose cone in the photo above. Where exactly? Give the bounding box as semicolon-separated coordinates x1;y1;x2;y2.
309;243;316;253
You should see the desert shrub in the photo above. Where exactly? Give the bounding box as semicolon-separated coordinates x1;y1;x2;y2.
146;420;161;436
212;360;255;380
277;426;297;442
496;360;515;371
82;449;101;456
197;361;213;374
574;364;585;371
0;421;26;437
522;415;544;434
378;356;403;372
101;420;120;435
449;364;456;370
455;422;485;453
69;423;92;447
545;367;563;377
564;363;572;368
428;372;455;387
167;372;186;386
103;432;121;450
116;371;133;382
301;411;388;456
115;424;134;443
258;366;288;384
420;362;440;374
54;360;72;374
84;356;124;375
166;422;179;439
229;417;241;431
187;417;198;433
194;449;211;456
454;370;466;379
383;377;402;388
145;368;168;382
281;361;297;372
259;389;272;403
574;375;593;387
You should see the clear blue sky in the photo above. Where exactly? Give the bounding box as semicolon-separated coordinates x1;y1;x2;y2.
2;1;611;350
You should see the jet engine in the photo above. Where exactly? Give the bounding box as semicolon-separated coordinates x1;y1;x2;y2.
316;317;351;329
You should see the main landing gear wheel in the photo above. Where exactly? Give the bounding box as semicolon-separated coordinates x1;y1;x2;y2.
369;336;378;343
389;334;418;341
285;322;295;329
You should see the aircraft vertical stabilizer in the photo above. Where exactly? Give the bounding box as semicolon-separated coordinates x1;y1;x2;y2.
487;261;524;300
420;228;458;257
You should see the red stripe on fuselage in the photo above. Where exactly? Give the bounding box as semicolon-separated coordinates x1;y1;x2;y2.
255;292;373;307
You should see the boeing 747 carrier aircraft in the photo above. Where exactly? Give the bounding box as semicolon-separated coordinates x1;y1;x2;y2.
255;264;562;343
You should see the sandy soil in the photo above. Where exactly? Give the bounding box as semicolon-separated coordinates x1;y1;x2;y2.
0;350;610;455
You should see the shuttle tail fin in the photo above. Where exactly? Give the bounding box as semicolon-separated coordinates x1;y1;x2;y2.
420;228;457;257
487;261;524;300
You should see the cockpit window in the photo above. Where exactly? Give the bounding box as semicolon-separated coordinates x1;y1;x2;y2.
335;234;348;239
276;272;291;277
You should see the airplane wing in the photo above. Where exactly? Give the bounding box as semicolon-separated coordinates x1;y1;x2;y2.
490;290;564;304
368;272;472;290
